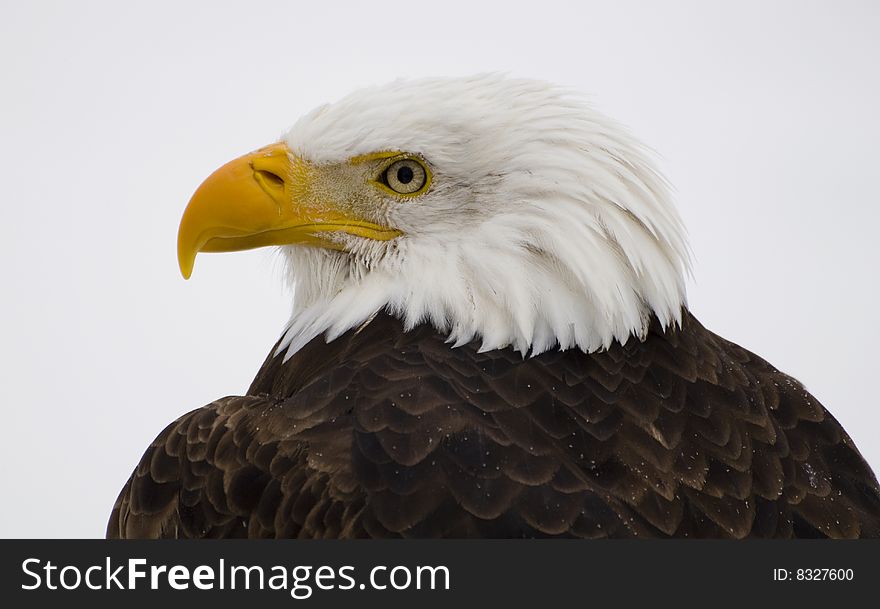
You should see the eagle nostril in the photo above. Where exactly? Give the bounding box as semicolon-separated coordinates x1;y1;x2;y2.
254;169;285;191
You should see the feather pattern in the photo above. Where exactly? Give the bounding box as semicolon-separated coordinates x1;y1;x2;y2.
108;312;880;538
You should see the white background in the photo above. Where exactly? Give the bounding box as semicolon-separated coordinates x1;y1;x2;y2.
1;0;877;538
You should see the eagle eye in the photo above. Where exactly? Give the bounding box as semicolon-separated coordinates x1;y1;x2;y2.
381;158;428;195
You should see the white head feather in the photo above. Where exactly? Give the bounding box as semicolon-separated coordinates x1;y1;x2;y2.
277;75;690;358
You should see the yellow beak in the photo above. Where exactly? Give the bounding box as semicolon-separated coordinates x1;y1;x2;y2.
177;142;400;279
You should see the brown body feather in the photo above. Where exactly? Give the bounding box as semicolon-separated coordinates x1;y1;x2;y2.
107;311;880;538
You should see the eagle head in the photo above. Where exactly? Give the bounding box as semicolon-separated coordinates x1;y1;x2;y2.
178;75;690;357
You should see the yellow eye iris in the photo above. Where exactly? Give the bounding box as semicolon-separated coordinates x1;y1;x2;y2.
383;158;429;195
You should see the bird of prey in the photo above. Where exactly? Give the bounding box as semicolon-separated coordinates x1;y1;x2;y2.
108;75;880;539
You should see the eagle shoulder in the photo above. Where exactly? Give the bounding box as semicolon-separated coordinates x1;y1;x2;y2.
106;395;364;539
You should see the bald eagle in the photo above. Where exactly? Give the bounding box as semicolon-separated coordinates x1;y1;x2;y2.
108;75;880;539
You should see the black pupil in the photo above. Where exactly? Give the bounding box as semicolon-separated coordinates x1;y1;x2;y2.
396;165;414;184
